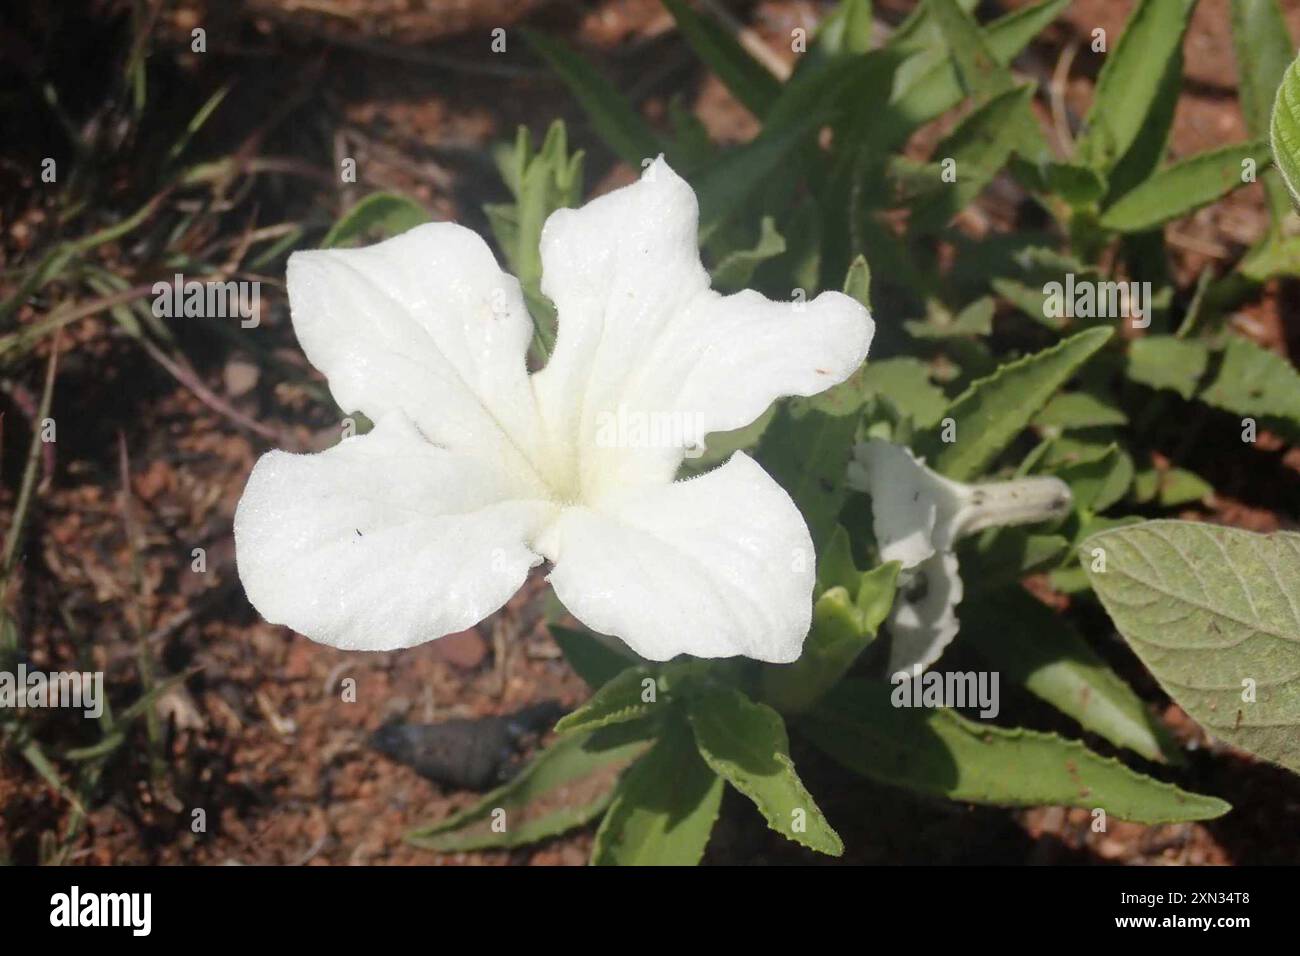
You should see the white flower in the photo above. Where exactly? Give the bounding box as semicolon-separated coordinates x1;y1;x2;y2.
234;159;874;663
847;439;1071;673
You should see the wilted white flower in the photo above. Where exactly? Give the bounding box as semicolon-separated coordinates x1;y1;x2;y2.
234;159;874;663
847;439;1071;673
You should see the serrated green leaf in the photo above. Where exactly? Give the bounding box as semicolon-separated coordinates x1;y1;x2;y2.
801;679;1230;822
1200;336;1300;438
688;685;842;856
662;0;781;117
1083;520;1300;774
592;719;724;865
555;666;660;735
320;192;429;248
915;327;1113;480
963;590;1180;763
1076;0;1197;172
1126;336;1210;399
1100;140;1272;232
1033;391;1129;430
524;29;662;167
407;726;651;851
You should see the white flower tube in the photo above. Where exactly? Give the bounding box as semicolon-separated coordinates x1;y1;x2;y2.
847;439;1071;672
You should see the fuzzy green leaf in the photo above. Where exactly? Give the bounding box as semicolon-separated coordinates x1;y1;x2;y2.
1083;520;1300;774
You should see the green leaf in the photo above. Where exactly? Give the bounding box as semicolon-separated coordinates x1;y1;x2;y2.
549;624;639;689
710;216;786;291
801;679;1230;822
486;122;584;356
662;0;781;117
958;530;1069;593
888;0;1068;132
1126;336;1210;399
860;358;948;429
1053;443;1134;514
407;726;651;851
688;686;843;856
757;396;862;552
906;297;995;340
1033;391;1129;430
524;29;662;167
963;590;1180;763
843;254;872;308
1200;336;1300;438
814;0;874;59
915;327;1113;480
1100;140;1272;232
926;0;1014;100
1076;0;1197;172
1083;520;1300;775
592;719;724;865
910;85;1038;233
1230;0;1295;222
320;192;429;248
555;666;659;735
762;561;900;714
697;115;824;242
1132;466;1213;507
1270;47;1300;207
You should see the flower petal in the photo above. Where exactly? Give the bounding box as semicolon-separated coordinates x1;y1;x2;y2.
887;553;963;674
534;158;874;495
847;439;965;569
287;223;550;494
234;413;555;651
537;453;814;663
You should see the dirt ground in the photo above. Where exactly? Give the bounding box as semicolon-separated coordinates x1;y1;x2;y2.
2;0;1299;865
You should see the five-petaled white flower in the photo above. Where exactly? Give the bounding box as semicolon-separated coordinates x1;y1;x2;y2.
234;159;874;663
847;439;1071;674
